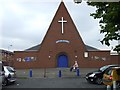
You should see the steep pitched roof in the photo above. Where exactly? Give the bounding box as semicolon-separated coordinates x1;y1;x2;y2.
25;2;99;52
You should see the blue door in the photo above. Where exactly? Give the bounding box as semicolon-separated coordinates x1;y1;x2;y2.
57;55;68;67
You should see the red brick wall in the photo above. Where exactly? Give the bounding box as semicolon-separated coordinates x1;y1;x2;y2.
13;51;38;69
78;51;120;68
110;55;120;65
13;50;120;69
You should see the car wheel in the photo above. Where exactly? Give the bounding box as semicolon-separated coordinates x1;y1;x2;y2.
2;78;8;86
96;78;102;85
86;79;92;83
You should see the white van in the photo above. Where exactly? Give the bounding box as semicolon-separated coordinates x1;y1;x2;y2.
4;66;16;84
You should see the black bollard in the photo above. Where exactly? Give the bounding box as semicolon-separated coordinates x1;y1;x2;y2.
76;68;80;76
58;70;62;77
29;69;32;77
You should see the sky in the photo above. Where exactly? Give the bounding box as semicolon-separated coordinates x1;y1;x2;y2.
0;0;118;52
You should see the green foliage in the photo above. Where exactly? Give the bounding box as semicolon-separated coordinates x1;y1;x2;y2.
87;2;120;54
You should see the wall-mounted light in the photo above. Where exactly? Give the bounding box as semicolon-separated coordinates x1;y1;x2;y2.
84;52;88;58
48;56;51;59
75;55;78;58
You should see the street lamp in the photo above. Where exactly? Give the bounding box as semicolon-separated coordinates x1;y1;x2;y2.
74;0;82;3
8;45;12;51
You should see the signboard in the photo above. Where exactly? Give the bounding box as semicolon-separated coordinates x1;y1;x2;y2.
25;57;31;62
56;40;70;43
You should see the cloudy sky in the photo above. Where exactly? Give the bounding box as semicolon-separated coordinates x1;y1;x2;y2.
0;0;118;52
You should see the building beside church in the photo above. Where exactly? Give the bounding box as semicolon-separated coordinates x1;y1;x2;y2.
13;2;119;69
0;49;14;66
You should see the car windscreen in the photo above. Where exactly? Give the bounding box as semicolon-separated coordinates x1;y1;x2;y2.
105;69;112;75
6;66;15;73
99;66;109;72
0;63;4;71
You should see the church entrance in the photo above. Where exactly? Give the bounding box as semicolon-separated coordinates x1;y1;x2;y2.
57;54;68;68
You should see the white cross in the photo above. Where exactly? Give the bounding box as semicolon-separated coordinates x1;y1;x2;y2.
58;17;67;34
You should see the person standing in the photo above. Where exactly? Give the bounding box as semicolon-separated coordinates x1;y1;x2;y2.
70;61;79;72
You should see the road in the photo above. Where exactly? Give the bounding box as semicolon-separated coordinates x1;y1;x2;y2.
3;77;106;89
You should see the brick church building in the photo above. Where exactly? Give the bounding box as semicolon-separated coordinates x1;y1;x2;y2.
13;1;119;69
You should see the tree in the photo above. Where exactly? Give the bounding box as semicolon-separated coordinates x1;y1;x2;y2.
87;2;120;54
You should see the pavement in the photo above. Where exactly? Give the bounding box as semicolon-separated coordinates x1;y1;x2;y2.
16;68;97;78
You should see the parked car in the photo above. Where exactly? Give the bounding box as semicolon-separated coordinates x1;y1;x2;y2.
86;64;119;85
0;61;7;86
4;66;16;85
103;66;120;88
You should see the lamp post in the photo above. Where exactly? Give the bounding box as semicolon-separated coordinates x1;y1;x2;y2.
8;45;12;51
74;0;82;3
8;45;13;66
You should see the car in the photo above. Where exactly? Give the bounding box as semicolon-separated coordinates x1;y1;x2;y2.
4;66;16;85
86;64;119;85
103;66;120;88
0;61;4;85
0;61;7;86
